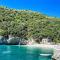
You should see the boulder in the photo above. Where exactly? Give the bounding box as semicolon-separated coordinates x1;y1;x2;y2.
0;36;3;44
19;38;28;45
7;37;20;45
0;36;8;45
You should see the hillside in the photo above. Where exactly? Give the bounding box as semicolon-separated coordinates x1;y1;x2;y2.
0;6;60;44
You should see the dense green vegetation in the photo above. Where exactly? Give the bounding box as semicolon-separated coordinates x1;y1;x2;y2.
0;6;60;43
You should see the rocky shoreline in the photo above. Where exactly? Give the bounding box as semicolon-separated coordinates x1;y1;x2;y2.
0;36;28;45
0;35;60;60
22;44;60;60
52;49;60;60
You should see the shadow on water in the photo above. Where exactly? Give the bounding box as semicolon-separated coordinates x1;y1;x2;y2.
0;45;53;60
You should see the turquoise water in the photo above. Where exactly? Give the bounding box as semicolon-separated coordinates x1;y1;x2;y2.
0;45;53;60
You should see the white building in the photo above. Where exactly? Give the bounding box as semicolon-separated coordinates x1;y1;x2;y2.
41;38;52;44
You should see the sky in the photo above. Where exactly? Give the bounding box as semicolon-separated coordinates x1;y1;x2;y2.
0;0;60;18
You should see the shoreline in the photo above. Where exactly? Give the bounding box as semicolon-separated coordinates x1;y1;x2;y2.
1;44;60;49
0;44;60;60
1;44;60;50
1;44;60;51
22;44;60;49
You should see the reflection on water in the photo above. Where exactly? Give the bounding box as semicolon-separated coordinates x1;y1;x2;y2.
2;51;11;54
0;45;53;60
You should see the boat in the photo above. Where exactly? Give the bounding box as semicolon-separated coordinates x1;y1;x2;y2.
40;54;52;56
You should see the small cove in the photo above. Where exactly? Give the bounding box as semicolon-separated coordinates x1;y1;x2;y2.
0;45;53;60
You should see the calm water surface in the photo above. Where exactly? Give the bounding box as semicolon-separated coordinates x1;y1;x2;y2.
0;45;53;60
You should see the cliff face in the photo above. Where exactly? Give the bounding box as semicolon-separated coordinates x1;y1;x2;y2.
0;6;60;44
0;35;28;45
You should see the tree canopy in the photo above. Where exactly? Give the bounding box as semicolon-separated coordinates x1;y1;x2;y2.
0;6;60;43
